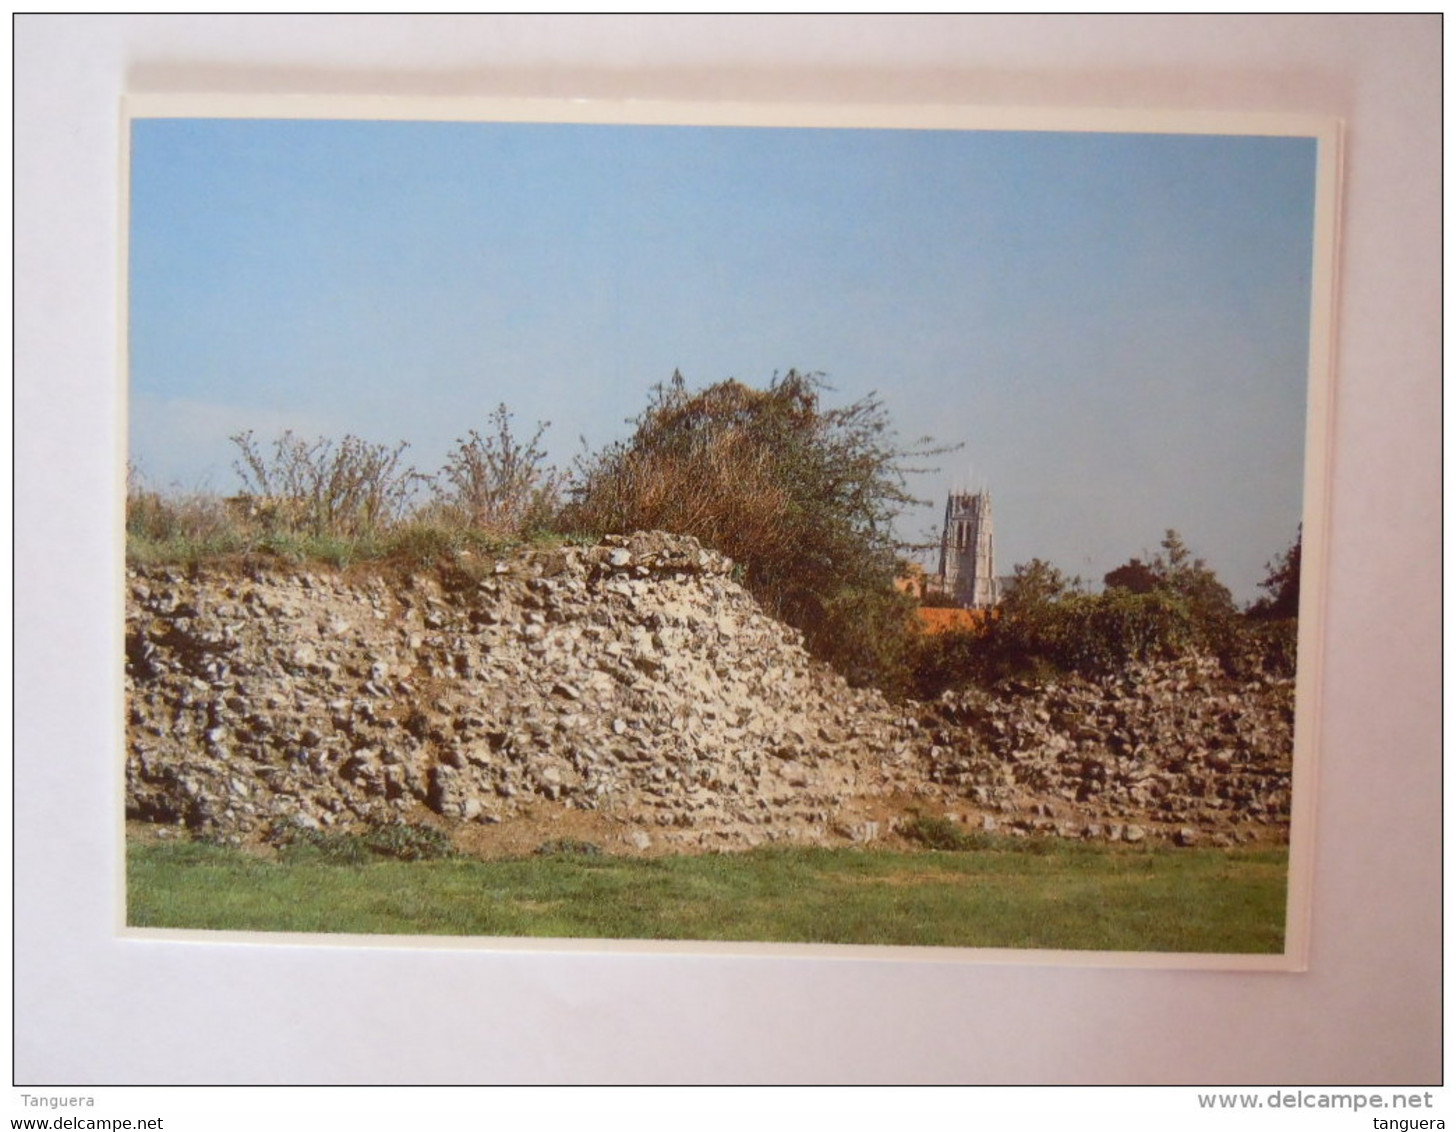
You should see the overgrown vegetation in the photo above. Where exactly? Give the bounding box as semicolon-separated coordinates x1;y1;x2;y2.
129;370;952;694
265;819;456;864
913;530;1301;698
430;405;567;538
564;370;952;689
231;430;426;539
127;405;569;568
534;838;605;858
128;373;1299;700
898;812;995;852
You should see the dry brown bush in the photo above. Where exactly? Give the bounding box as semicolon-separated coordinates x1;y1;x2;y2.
432;405;566;538
230;430;426;538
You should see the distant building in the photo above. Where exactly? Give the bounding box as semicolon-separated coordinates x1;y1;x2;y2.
932;490;999;609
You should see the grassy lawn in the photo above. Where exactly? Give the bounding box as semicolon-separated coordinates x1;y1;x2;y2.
127;837;1288;953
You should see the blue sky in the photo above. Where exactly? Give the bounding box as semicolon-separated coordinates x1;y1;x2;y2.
128;116;1320;603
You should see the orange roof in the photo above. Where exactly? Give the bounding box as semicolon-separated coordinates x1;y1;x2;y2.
914;607;991;634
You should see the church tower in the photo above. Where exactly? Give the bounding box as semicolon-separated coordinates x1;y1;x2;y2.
936;490;998;609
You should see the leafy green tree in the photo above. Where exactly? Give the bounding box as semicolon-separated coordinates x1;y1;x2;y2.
1148;529;1237;621
1103;558;1161;594
924;532;1260;691
1000;558;1077;613
980;574;1195;685
911;626;993;698
567;369;953;689
1248;527;1302;620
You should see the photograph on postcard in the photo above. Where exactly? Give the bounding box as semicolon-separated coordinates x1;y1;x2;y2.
121;100;1336;960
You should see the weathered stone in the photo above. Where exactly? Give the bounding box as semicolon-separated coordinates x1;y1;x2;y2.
125;532;1293;851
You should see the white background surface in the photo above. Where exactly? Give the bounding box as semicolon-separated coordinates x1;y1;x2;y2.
13;15;1441;1085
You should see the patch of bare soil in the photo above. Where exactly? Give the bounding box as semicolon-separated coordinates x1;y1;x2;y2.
444;802;656;860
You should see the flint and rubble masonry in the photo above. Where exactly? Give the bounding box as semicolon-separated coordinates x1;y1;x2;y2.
125;531;1293;851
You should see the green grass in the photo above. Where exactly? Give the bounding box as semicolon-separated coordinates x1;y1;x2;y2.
127;838;1288;953
125;522;582;571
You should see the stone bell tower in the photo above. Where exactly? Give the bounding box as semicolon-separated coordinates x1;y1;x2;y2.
936;490;998;609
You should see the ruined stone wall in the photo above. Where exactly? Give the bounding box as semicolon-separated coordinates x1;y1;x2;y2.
126;532;931;852
922;659;1295;846
125;532;1294;852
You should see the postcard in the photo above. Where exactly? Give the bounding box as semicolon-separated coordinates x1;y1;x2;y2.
120;95;1339;968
